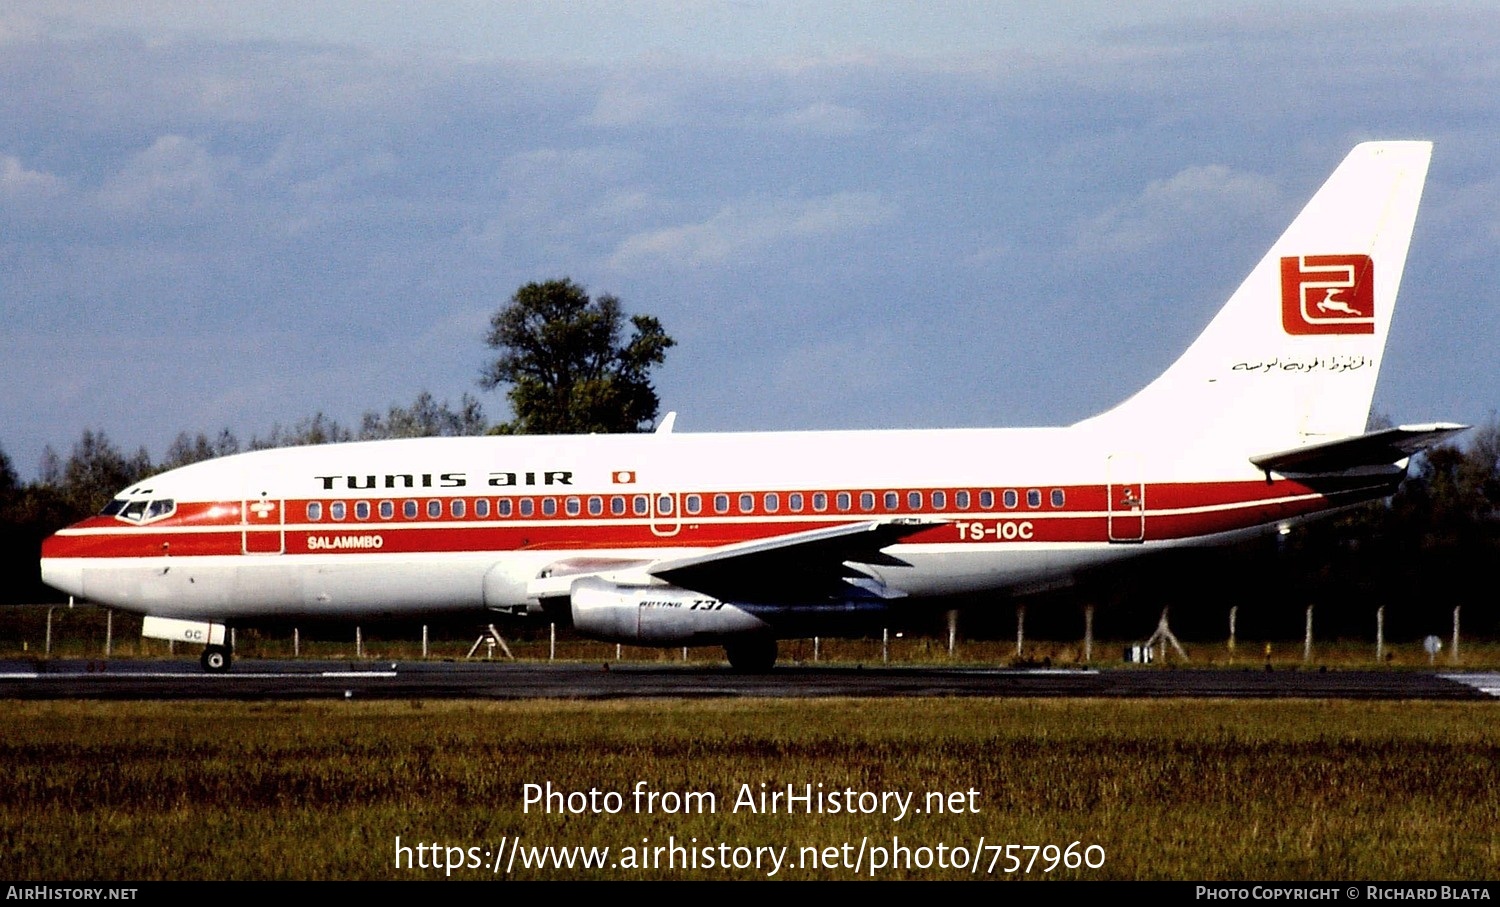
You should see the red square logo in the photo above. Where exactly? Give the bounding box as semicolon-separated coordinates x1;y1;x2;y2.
1280;254;1374;335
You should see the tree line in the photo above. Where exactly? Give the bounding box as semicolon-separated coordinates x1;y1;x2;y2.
7;414;1498;642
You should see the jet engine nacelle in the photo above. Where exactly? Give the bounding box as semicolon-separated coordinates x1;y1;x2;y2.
568;575;907;645
569;576;771;644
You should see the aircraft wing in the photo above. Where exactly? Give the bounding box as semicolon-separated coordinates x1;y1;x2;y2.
1250;422;1469;474
648;518;943;603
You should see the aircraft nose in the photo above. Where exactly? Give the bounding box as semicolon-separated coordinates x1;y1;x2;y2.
40;534;85;598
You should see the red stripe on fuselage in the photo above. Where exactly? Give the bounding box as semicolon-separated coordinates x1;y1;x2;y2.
42;476;1390;562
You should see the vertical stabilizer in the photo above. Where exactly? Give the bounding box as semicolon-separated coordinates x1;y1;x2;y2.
1076;142;1432;461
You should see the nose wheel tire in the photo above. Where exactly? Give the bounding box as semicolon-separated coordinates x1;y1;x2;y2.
200;645;232;673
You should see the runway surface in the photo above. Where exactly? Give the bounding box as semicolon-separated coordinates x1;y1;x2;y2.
3;658;1497;700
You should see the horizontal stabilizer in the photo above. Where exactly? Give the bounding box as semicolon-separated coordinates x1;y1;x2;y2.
1250;423;1469;474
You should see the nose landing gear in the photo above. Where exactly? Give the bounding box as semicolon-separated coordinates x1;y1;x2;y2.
200;644;233;673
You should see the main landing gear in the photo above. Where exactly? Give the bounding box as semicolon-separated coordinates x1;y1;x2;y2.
724;638;777;673
200;644;233;673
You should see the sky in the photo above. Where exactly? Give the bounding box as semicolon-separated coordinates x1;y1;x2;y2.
3;2;1498;477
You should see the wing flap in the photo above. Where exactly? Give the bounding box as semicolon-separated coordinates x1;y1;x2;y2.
648;518;942;603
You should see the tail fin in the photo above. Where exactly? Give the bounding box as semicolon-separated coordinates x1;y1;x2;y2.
1077;141;1432;459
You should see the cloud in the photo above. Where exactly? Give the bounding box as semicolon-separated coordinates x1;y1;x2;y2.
608;191;895;270
775;101;875;135
100;135;235;215
583;75;684;128
0;154;64;198
1075;163;1285;258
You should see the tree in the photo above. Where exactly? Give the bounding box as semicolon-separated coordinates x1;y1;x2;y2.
358;391;487;439
480;278;675;434
48;429;153;518
251;412;354;450
0;444;16;501
161;429;241;471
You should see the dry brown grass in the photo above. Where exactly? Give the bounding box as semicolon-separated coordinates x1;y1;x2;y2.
2;698;1497;880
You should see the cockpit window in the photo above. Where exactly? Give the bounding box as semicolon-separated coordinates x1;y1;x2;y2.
105;497;176;525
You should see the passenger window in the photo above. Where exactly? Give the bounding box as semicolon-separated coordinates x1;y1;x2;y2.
907;491;922;510
1027;489;1042;508
859;491;875;512
475;499;490;518
739;493;754;513
498;499;513;517
427;500;442;519
932;490;947;509
451;499;466;518
657;495;674;516
330;502;346;521
788;493;804;512
355;501;371;520
714;494;729;514
763;493;779;513
979;490;994;509
813;492;828;512
379;501;394;520
589;496;604;516
307;502;323;521
633;495;648;516
404;500;418;519
684;494;701;515
519;498;534;517
884;491;899;510
955;490;970;510
565;497;580;516
836;492;852;512
542;498;557;516
1003;490;1018;509
611;496;626;516
1051;489;1066;508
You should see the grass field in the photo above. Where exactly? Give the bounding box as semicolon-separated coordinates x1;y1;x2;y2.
3;699;1497;881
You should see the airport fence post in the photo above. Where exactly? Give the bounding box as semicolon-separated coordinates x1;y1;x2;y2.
1452;606;1461;665
1084;604;1094;664
294;627;300;658
947;609;957;658
1228;605;1237;664
813;636;820;662
45;606;53;656
1015;604;1025;659
549;622;555;661
1376;606;1384;662
356;626;363;659
882;627;889;664
105;609;113;658
1303;605;1313;664
422;624;428;659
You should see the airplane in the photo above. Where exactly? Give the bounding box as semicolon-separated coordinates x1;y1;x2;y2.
40;141;1464;673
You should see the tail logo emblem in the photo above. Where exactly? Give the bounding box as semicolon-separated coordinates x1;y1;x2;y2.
1280;255;1374;335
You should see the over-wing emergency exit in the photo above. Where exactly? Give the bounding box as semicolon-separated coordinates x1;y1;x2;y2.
41;142;1463;671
